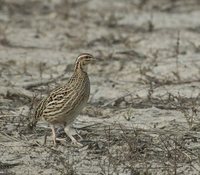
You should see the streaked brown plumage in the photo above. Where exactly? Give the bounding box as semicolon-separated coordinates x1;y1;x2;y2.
30;53;95;146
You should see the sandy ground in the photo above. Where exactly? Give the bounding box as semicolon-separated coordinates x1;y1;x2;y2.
1;0;200;174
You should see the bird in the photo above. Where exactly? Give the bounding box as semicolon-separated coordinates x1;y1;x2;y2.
29;53;95;146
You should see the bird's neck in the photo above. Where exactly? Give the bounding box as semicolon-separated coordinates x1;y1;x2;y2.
74;62;88;74
70;66;88;80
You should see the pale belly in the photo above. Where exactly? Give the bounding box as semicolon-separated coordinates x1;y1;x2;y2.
64;99;87;125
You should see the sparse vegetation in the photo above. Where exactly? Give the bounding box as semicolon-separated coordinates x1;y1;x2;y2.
1;0;200;174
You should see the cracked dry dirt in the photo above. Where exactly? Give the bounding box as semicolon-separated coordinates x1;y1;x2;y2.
1;0;200;174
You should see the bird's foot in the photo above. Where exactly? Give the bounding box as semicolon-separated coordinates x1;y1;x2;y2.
71;137;83;147
54;137;83;147
56;127;82;140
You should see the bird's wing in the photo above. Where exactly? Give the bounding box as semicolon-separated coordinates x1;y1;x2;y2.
42;85;79;118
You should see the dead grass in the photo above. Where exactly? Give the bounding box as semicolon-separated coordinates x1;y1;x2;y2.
1;0;200;174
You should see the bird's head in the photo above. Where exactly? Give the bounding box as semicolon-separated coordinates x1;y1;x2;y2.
75;53;95;72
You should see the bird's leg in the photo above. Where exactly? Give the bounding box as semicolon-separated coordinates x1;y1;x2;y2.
65;126;83;140
55;126;82;139
74;127;83;140
64;126;83;146
50;125;57;146
43;130;48;145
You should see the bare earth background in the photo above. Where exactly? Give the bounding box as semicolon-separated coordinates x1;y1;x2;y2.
1;0;200;174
